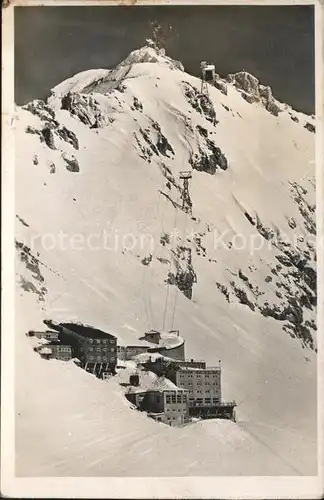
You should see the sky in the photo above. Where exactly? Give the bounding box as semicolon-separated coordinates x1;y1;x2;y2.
15;5;314;113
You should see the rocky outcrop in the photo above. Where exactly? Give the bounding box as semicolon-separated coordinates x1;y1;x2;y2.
167;246;197;300
134;121;175;163
24;99;79;151
213;75;228;95
61;92;113;128
62;153;80;172
190;129;228;174
304;121;315;133
23;99;55;122
183;82;217;124
16;241;47;302
227;71;281;117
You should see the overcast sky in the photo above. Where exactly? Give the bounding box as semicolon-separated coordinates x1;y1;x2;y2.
15;5;314;113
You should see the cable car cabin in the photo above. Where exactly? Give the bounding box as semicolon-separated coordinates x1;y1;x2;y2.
202;64;215;82
203;65;215;82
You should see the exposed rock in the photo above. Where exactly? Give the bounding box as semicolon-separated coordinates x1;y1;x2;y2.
228;71;259;95
56;126;79;150
141;254;152;266
227;72;281;116
183;82;217;124
62;153;80;172
160;232;171;246
16;215;29;227
41;125;56;149
152;121;175;157
241;91;259;104
189;137;228;175
213;76;228;95
23;99;56;122
216;282;230;302
49;161;56;174
15;241;45;285
132;97;143;112
61;91;110;128
230;281;255;311
304;122;315;133
167;246;197;300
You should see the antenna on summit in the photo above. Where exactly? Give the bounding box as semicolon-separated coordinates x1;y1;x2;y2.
200;61;215;96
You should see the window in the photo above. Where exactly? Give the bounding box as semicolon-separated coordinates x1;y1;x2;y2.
103;357;107;362
89;347;93;352
88;339;93;344
97;347;101;352
171;396;176;403
111;357;116;362
89;356;94;361
110;340;115;344
110;348;115;352
166;396;171;403
97;356;101;361
177;396;181;403
103;340;108;344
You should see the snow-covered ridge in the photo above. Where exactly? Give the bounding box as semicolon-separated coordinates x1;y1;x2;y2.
47;42;314;124
15;43;317;477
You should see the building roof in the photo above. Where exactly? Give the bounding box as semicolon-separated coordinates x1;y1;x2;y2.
47;342;72;348
126;345;149;350
60;322;116;340
178;365;221;372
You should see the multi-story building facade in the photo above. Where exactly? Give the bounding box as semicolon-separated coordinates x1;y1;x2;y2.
117;345;149;361
56;323;117;375
127;389;189;426
28;330;59;341
36;342;72;361
175;366;222;407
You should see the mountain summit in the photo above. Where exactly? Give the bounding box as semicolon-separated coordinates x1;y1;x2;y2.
15;44;317;477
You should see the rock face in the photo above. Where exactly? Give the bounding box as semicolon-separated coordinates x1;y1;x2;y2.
62;153;80;172
189;125;228;174
227;71;281;116
61;92;112;128
23;99;79;151
183;82;217;124
167;246;197;300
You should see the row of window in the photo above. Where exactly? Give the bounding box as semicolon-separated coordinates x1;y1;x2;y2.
189;397;219;403
88;347;115;352
87;356;116;362
188;390;220;394
87;339;116;345
181;382;219;387
179;374;220;379
165;395;187;404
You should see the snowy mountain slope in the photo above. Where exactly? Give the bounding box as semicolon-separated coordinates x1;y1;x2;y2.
15;43;317;477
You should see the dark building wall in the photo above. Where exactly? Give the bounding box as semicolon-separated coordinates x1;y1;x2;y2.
141;391;164;413
59;326;117;366
152;342;185;361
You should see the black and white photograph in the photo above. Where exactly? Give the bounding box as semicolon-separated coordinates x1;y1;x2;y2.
1;0;323;497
